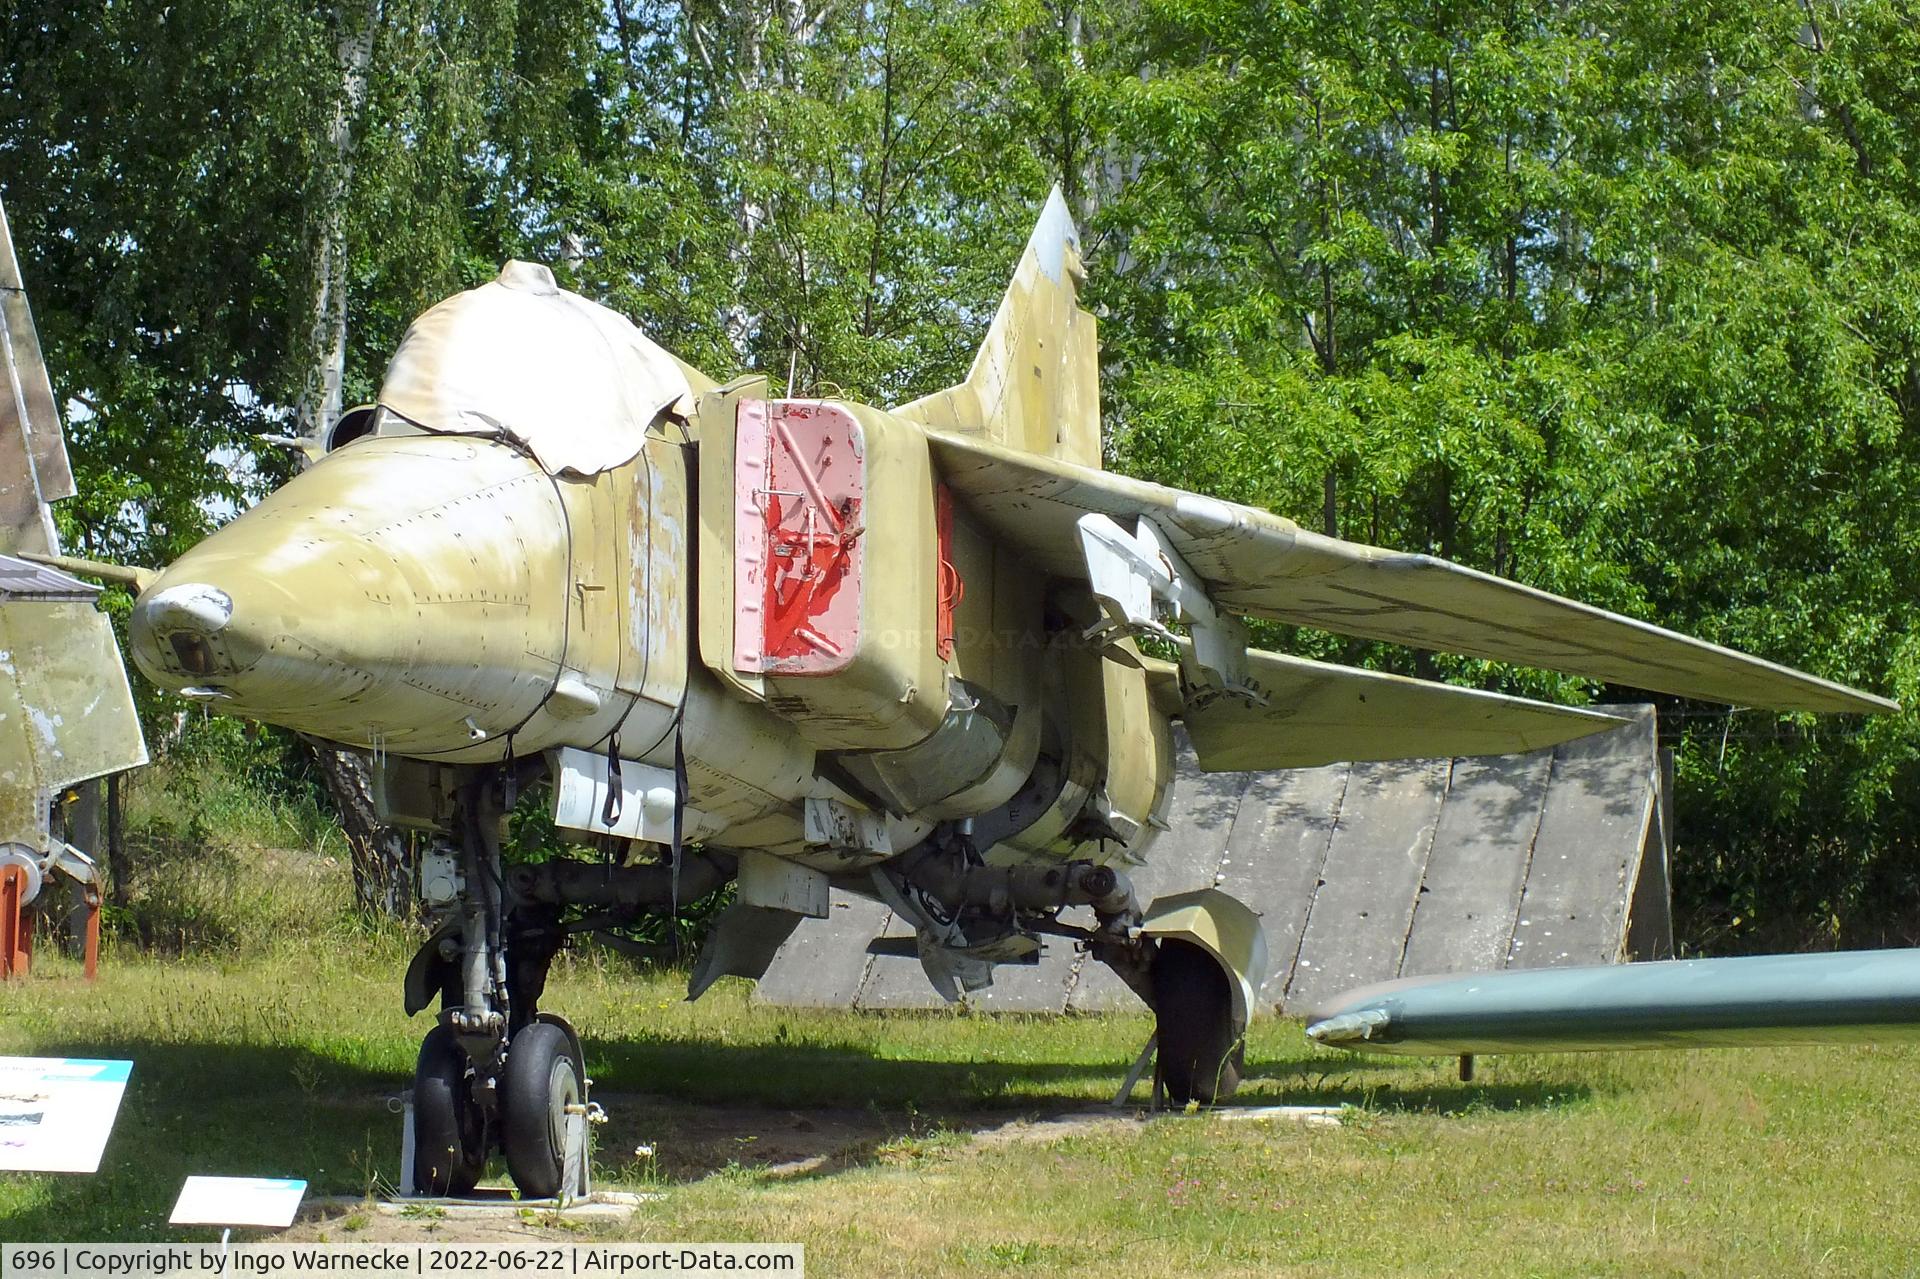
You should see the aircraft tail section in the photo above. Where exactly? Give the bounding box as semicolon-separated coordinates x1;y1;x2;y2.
893;186;1103;469
0;197;72;556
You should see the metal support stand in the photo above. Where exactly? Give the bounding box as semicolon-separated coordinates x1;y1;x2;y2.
1111;1032;1162;1110
398;1093;417;1198
560;1108;591;1198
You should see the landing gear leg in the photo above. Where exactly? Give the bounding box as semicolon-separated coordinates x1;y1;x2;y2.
407;773;512;1195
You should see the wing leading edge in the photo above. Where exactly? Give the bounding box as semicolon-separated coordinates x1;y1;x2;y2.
928;432;1895;715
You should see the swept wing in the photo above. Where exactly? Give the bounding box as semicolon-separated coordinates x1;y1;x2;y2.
929;432;1894;715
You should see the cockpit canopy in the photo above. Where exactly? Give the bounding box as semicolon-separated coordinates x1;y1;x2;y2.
356;260;692;476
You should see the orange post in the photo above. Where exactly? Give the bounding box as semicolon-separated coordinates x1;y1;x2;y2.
0;864;29;978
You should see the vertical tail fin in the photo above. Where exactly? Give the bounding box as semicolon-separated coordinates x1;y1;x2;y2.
893;186;1103;469
0;197;73;555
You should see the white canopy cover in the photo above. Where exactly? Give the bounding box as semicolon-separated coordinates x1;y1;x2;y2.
377;260;692;476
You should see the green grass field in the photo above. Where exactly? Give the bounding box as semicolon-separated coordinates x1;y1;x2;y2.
3;937;1919;1277
6;763;1917;1275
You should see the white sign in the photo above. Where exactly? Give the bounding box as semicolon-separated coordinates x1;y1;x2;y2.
169;1176;308;1229
0;1056;131;1173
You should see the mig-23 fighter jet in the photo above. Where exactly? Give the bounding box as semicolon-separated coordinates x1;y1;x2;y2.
64;190;1889;1197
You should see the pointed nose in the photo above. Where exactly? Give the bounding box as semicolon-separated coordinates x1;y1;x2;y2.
128;433;573;754
130;532;413;709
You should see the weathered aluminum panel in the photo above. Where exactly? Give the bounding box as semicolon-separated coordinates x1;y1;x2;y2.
0;200;73;505
1397;751;1555;977
750;892;893;1008
0;598;148;834
550;746;723;844
1213;763;1352;1008
0;556;95;601
1507;705;1658;968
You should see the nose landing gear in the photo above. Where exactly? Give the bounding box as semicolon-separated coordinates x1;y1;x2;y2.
405;770;588;1199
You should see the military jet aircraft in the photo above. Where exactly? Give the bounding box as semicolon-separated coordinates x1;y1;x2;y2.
37;189;1890;1198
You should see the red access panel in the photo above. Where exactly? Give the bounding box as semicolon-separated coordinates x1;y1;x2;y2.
733;399;866;675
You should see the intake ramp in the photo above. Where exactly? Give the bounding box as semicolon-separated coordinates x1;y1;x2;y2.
754;705;1672;1015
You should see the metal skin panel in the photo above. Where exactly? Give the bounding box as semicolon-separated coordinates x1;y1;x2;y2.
620;436;692;714
1304;949;1920;1056
1167;648;1627;770
129;435;579;759
893;188;1101;471
0;200;67;557
0;600;148;842
733;400;865;675
1140;888;1271;1031
695;378;772;704
0;200;73;505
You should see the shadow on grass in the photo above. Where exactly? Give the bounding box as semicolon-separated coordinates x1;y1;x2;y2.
0;1022;1593;1240
1240;1057;1595;1114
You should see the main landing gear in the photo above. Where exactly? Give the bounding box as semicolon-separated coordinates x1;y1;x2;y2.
1150;938;1244;1105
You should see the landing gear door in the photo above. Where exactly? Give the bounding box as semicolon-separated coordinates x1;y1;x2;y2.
695;376;770;703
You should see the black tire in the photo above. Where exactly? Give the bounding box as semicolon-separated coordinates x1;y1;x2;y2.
1152;939;1245;1106
413;1024;487;1195
501;1022;581;1199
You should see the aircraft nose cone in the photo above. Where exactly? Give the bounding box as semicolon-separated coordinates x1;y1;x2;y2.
126;433;576;754
130;583;236;681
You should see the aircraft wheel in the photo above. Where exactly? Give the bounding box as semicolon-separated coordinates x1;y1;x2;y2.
1152;939;1245;1106
501;1021;580;1199
412;1024;487;1195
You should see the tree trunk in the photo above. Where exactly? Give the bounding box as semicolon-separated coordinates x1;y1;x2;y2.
310;745;414;919
296;0;379;445
107;771;127;909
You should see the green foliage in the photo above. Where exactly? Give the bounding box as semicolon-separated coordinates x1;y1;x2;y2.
112;719;358;952
5;0;1920;944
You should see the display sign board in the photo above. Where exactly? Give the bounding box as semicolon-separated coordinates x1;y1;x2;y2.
0;1056;131;1173
169;1176;308;1229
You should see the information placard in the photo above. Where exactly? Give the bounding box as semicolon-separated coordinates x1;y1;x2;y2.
0;1057;131;1173
169;1177;308;1230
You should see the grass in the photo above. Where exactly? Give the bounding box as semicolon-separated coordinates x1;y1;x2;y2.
3;943;1920;1275
10;758;1920;1274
